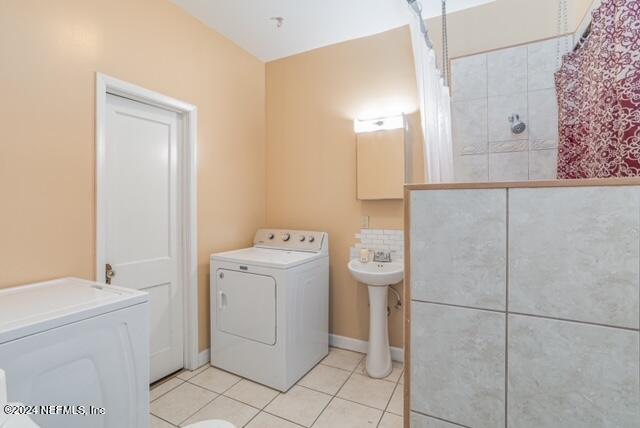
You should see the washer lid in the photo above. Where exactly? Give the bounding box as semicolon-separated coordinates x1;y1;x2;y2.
0;277;148;344
210;247;324;269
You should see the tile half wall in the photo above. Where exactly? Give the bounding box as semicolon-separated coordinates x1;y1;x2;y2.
408;185;640;427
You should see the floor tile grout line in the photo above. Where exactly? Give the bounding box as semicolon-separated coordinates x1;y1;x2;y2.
153;392;401;426
239;401;268;428
299;353;390;426
174;374;244;425
263;387;284;408
151;369;183;388
175;365;208;382
151;413;180;427
262;382;335;427
150;378;185;403
333;369;356;397
228;395;280;414
150;380;219;426
310;395;336;427
219;393;269;413
317;361;356;373
321;353;403;385
371;407;384;428
329;364;355;396
240;381;285;427
318;361;364;374
382;382;397;413
377;382;401;427
159;390;220;427
295;383;337;399
242;413;259;428
295;382;392;414
259;409;309;427
335;395;394;414
186;352;360;425
175;393;219;427
244;409;307;428
153;351;405;427
185;368;244;396
327;356;401;414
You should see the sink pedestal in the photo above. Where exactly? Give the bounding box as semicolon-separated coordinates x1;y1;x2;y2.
365;285;392;378
346;259;402;379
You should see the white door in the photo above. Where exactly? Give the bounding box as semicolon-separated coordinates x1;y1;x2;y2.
103;93;184;383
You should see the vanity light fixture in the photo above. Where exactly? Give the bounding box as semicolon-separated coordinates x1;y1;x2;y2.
354;115;404;134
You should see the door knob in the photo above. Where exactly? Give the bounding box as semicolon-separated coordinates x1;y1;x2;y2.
105;263;116;284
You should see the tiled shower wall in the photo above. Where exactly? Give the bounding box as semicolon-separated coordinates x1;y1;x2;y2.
451;36;572;182
409;186;640;427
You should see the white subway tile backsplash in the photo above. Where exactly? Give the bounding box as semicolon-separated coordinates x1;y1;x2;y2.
384;230;402;236
351;228;404;261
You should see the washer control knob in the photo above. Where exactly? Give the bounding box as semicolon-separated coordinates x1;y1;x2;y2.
308;235;315;243
282;233;291;242
267;233;275;240
298;235;306;242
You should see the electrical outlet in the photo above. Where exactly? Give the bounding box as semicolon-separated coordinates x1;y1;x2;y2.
361;215;370;228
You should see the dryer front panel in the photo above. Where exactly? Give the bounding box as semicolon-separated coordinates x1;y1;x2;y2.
215;269;276;345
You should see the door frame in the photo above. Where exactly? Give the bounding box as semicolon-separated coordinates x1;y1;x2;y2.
95;72;200;370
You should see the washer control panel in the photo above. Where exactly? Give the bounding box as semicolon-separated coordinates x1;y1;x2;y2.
254;229;327;253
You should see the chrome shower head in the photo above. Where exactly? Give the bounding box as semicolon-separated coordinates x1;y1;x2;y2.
509;114;526;134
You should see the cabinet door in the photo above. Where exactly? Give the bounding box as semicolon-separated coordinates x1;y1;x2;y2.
216;269;276;345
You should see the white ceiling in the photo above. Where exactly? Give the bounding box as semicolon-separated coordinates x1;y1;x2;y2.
170;0;495;62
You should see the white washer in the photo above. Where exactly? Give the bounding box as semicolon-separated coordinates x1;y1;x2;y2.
210;229;329;391
0;278;149;428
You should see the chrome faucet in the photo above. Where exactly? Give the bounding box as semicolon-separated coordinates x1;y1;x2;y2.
373;251;392;263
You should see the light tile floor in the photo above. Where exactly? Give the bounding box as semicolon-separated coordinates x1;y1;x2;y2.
150;347;403;428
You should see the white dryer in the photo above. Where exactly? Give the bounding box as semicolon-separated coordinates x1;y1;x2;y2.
210;229;329;391
0;278;149;428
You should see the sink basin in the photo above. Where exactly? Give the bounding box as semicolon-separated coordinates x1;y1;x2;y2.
348;259;404;286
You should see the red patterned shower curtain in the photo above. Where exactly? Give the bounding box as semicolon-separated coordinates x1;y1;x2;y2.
555;0;640;179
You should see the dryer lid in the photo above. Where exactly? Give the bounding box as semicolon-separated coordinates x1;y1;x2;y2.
210;247;324;269
0;277;148;344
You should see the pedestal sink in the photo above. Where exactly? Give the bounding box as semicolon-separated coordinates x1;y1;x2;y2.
348;259;403;378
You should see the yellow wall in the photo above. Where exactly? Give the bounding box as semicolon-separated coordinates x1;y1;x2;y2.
0;0;266;351
263;0;592;349
427;0;594;63
265;27;419;348
0;0;589;354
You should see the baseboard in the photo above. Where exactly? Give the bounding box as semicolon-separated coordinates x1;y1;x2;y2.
329;334;404;362
197;348;210;368
200;335;403;368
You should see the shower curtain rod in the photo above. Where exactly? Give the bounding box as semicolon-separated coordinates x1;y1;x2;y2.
407;0;451;86
573;22;592;52
407;0;434;49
